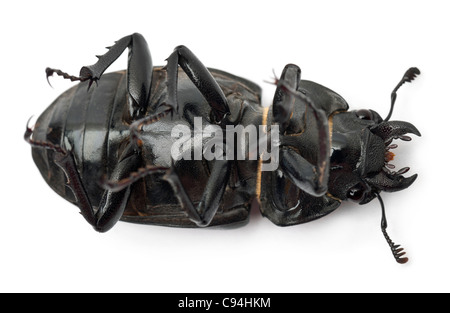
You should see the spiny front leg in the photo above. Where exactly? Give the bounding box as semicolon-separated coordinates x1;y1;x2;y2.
46;33;153;119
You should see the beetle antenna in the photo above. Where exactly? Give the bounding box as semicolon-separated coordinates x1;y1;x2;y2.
385;67;420;122
374;192;409;264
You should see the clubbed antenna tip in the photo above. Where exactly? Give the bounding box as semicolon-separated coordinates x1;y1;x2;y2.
375;192;409;264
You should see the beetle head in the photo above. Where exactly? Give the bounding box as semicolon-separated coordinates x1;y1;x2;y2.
269;66;420;263
328;109;421;204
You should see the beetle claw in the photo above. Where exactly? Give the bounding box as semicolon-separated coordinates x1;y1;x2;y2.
26;116;35;131
45;69;54;88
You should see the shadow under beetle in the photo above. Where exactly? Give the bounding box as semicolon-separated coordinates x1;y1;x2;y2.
25;33;421;264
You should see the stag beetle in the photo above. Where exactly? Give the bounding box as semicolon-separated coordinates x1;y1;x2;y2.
25;33;420;264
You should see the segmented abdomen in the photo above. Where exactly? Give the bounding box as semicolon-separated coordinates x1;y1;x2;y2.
32;71;129;207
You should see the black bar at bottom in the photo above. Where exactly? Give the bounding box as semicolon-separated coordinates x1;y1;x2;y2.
153;293;296;311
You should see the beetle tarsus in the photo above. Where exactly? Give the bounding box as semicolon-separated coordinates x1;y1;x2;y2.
46;67;85;84
263;69;280;86
129;108;174;147
45;67;99;91
24;119;67;155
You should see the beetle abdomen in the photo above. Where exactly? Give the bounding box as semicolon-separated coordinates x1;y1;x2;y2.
32;70;129;207
32;68;263;227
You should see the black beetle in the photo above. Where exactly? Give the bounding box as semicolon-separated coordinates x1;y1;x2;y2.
25;33;420;264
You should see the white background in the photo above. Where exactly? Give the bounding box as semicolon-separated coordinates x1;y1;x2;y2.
1;0;449;293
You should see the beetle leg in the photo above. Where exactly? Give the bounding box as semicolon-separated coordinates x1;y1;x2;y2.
24;117;67;155
91;144;144;232
165;45;230;124
272;64;302;134
279;147;328;197
58;142;166;232
276;76;330;197
25;122;98;226
57;143;150;232
53;143;147;232
26;121;154;232
27;132;128;232
162;160;231;227
47;33;153;119
129;107;174;147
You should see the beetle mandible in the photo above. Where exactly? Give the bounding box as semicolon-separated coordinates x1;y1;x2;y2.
25;33;420;264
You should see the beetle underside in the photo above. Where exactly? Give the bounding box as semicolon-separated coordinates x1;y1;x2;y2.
25;33;421;265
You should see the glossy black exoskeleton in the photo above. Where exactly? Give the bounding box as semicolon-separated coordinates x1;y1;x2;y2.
25;33;420;263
